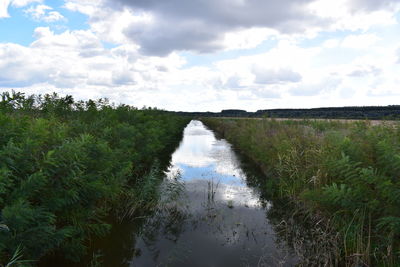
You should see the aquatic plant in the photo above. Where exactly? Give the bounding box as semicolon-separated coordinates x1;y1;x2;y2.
227;200;234;209
207;178;219;203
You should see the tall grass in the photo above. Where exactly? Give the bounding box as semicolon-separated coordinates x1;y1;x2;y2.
1;245;35;267
202;118;400;266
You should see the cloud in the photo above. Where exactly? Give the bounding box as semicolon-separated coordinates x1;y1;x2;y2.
44;10;64;22
210;39;318;96
223;74;243;89
252;87;282;98
341;33;380;49
24;4;65;22
323;39;340;48
11;0;42;8
348;0;400;12
0;0;42;18
290;77;342;96
222;28;277;51
112;0;320;31
2;0;400;111
112;69;136;85
309;0;398;32
397;47;400;63
0;28;104;88
0;43;51;87
348;65;381;77
62;0;400;56
77;0;325;55
339;87;356;98
252;66;302;84
322;34;380;50
31;27;102;52
0;0;11;18
0;26;187;102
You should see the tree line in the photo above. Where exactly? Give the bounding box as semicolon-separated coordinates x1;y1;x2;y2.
176;106;400;119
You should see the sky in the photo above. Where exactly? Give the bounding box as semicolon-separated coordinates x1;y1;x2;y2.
0;0;400;112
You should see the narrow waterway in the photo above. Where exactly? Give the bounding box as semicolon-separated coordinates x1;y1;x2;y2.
127;120;298;266
38;120;337;267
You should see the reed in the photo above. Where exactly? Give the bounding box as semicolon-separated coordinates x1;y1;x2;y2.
202;117;400;266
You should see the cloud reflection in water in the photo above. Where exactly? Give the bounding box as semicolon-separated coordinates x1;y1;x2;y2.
168;120;260;208
132;120;297;266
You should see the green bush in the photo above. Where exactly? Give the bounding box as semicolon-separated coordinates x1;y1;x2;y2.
0;91;189;264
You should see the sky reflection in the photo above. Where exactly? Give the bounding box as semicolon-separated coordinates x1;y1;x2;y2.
167;120;259;207
131;120;297;266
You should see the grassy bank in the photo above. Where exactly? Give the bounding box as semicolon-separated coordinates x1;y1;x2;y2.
202;117;400;266
0;92;190;265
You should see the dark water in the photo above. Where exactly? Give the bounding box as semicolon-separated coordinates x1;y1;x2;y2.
129;120;298;266
41;120;304;267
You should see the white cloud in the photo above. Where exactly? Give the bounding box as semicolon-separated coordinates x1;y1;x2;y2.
221;28;277;51
0;0;11;18
348;0;400;12
290;77;342;96
252;66;302;84
11;0;42;7
44;10;64;22
211;39;318;94
0;27;190;106
0;28;103;88
0;43;51;87
2;21;400;111
63;0;97;16
24;4;65;22
2;0;400;111
0;0;43;18
347;65;381;77
223;75;243;89
323;39;340;48
25;4;51;19
309;0;399;32
341;33;380;49
324;34;382;51
397;47;400;63
31;27;102;52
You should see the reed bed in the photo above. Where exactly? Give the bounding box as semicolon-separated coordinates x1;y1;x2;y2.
202;118;400;266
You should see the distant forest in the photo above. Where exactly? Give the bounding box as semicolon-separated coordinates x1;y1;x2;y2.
176;106;400;119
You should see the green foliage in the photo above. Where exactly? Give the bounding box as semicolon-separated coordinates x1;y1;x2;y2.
0;91;189;265
202;117;400;266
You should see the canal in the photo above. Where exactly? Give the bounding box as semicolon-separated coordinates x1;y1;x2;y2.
129;120;298;266
41;120;305;266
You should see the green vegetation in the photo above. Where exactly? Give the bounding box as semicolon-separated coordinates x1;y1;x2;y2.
0;91;189;265
202;117;400;266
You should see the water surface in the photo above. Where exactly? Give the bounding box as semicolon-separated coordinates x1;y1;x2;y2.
130;120;298;266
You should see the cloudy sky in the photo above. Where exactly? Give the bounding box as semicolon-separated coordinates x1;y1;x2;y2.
1;0;400;111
